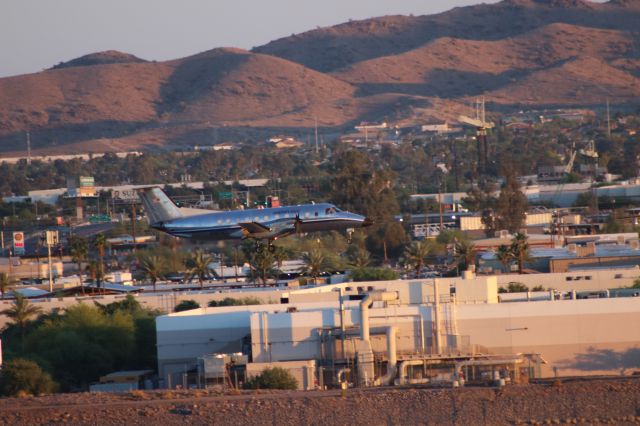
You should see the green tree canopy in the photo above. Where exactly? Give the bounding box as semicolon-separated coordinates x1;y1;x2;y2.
0;358;56;396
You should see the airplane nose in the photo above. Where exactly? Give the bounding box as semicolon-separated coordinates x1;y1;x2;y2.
362;217;374;227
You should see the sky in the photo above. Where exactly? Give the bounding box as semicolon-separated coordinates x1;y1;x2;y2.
0;0;506;78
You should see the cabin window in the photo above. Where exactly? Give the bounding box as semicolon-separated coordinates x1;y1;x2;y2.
615;274;623;279
264;215;269;221
275;214;280;219
225;218;230;223
314;212;318;217
254;216;259;221
304;212;310;218
217;219;221;224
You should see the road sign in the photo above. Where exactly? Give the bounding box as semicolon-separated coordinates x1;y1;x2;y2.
12;231;25;255
111;189;139;201
219;191;233;199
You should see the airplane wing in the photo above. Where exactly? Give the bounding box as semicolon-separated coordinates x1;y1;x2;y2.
238;222;272;236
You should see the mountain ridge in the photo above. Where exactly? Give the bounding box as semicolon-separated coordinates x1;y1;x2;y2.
0;0;638;155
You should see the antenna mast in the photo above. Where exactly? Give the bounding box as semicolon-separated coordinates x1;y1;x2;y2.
26;131;32;165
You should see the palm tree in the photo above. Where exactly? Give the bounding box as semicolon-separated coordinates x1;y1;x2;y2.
69;236;88;294
510;232;531;274
249;251;276;286
272;247;288;270
1;294;42;345
139;255;164;292
186;249;213;289
0;272;16;299
348;247;371;271
496;244;514;273
300;249;327;285
454;239;477;271
402;240;434;277
94;234;108;289
85;260;104;290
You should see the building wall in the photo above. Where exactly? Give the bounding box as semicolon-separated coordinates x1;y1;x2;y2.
495;268;640;291
550;256;640;273
455;298;640;377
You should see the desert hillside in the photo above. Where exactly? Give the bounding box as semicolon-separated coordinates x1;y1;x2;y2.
0;0;638;154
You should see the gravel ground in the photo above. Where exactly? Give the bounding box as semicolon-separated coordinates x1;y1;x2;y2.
1;378;639;425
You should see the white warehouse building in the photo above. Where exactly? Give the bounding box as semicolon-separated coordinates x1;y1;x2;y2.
156;274;640;388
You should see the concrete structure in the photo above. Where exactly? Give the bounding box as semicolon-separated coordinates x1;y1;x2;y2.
155;273;640;388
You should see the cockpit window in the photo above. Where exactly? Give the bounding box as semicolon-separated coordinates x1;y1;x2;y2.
325;207;337;215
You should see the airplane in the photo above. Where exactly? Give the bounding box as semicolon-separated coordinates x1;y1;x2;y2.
137;187;372;252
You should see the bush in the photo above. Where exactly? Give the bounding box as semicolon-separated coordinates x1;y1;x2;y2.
243;367;298;390
0;358;57;396
174;300;200;312
208;297;262;307
498;283;529;293
350;267;399;282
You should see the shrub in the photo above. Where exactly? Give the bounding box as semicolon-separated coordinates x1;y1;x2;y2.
208;297;262;307
243;367;298;390
0;358;57;396
350;267;399;282
506;282;529;293
174;300;200;312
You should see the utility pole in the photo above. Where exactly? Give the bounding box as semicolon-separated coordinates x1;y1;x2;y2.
26;131;31;165
131;203;136;253
606;98;611;139
45;230;59;292
314;116;319;154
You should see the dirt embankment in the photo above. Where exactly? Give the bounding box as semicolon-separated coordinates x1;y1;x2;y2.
0;378;640;425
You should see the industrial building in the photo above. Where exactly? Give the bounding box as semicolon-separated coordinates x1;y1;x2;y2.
155;273;640;389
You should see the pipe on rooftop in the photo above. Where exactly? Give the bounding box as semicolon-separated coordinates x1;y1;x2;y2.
359;291;398;341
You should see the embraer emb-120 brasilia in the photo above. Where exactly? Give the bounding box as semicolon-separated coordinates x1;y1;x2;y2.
137;187;372;252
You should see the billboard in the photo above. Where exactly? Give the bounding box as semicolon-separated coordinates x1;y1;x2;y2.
111;189;139;201
12;231;25;255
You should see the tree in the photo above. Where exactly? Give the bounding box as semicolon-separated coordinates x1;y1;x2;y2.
94;234;108;288
350;267;399;282
1;294;42;342
249;250;277;286
300;249;328;285
244;367;298;390
0;272;16;298
402;240;437;277
139;255;164;292
453;239;477;271
186;249;213;289
85;260;104;289
69;236;88;293
348;247;371;271
510;232;531;274
494;168;528;233
174;300;200;312
496;244;514;273
0;358;56;396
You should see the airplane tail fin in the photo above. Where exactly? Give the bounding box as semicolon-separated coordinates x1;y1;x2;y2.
137;187;183;224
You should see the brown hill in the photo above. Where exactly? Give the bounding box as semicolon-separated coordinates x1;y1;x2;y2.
159;48;358;127
0;0;639;155
254;0;640;72
50;50;147;70
333;23;639;101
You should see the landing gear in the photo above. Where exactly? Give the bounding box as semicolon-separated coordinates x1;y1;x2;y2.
254;240;276;253
346;228;355;244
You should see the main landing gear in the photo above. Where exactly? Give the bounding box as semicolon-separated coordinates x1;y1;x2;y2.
255;240;276;253
346;228;355;244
